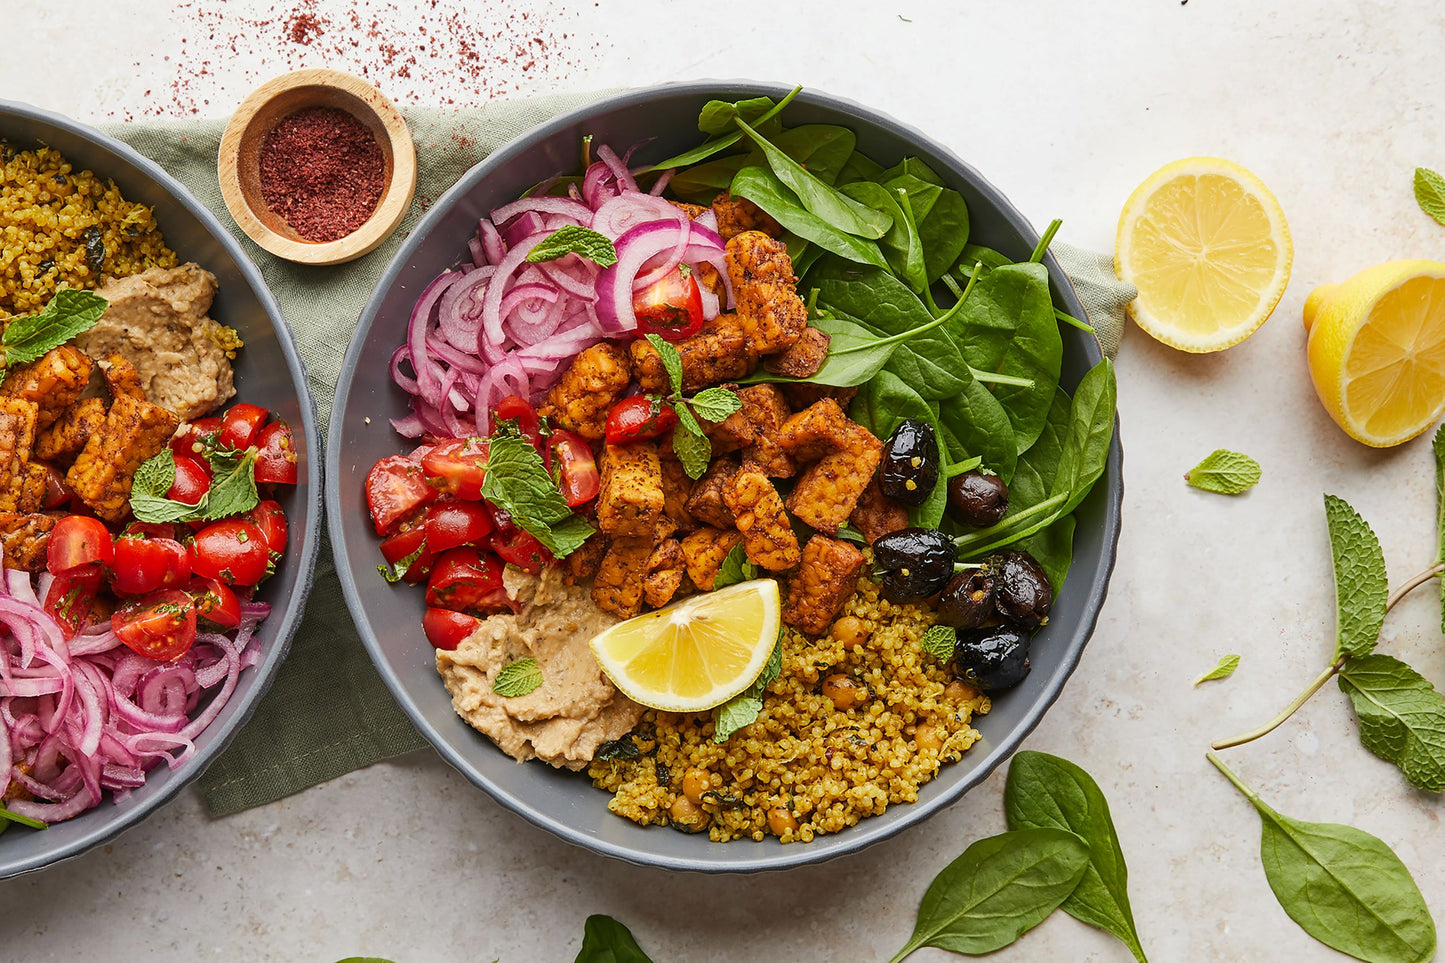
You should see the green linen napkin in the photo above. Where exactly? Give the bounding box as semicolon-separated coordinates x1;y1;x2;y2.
102;95;1133;818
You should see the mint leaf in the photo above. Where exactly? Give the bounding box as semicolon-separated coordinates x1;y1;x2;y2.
670;403;712;480
129;447;260;524
1415;167;1445;227
2;288;108;371
524;225;619;267
492;657;543;697
200;448;260;518
689;387;743;423
1194;654;1240;686
1184;449;1261;495
920;625;955;661
713;636;782;743
479;432;593;558
645;333;684;398
378;540;426;584
1339;654;1445;792
1324;494;1388;660
713;543;757;590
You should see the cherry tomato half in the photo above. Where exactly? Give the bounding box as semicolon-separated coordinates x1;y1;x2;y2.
41;466;72;511
424;498;495;553
112;536;191;595
633;264;704;341
550;429;600;507
47;515;114;576
112;589;197;662
217;403;269;452
189;520;271;586
491;528;552;575
187;577;241;629
365;455;438;535
168;455;212;507
378;516;435;585
604;395;677;445
171;416;222;462
246;500;288;555
424;548;510;615
421;438;490;501
254;420;298;485
44;565;103;639
422;607;482;651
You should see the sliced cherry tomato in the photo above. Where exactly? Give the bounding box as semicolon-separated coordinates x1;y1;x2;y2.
492;394;542;442
491;528;552;575
246;500;288;555
378;517;435;585
111;589;197;662
605;395;677;445
167;455;212;507
254;420;299;485
549;429;600;506
112;536;191;595
217;403;269;452
124;522;177;541
47;515;114;576
424;547;510;615
633;264;704;341
422;607;481;651
189;520;270;586
44;565;103;639
41;466;72;511
187;577;241;629
424;498;495;553
421;437;489;501
170;416;222;462
365;455;438;535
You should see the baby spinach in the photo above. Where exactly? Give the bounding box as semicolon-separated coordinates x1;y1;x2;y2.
1338;654;1445;793
912;427;951;528
574;914;654;963
697;95;777;136
842;180;927;293
1209;753;1436;963
1050;358;1117;516
644;87;801;172
887;828;1090;961
667;154;747;204
836;150;885;186
730;166;887;268
936;377;1018;484
1005;751;1150;963
1009;389;1071;513
851;370;935;440
1018;516;1076;594
737;314;894;389
734;118;891;239
1325;493;1388;660
765;124;857;186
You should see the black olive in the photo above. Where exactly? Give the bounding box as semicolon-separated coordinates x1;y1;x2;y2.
873;527;955;602
991;551;1053;628
954;625;1031;691
947;470;1009;527
82;225;106;273
937;569;997;629
879;419;939;507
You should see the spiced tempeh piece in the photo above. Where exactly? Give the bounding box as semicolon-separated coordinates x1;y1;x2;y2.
66;392;180;524
0;346;93;429
35;397;108;465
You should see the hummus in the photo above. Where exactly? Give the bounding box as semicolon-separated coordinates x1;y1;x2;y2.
436;567;643;769
81;262;238;420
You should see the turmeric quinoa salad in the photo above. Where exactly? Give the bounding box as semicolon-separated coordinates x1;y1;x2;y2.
362;87;1116;843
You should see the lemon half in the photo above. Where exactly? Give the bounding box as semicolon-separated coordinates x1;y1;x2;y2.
1116;157;1293;352
1304;260;1445;447
589;578;780;712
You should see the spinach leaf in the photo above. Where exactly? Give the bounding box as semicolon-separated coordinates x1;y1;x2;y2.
936;376;1018;483
1209;753;1437;963
881;169;972;281
765;124;857;186
841;181;927;293
1324;494;1388;660
955;261;1063;453
644;86;801;171
697;95;777;135
1051;358;1116;515
1017;515;1076;594
911;425;950;528
879;156;945;186
1010;388;1071;512
1005;751;1150;963
851;370;935;440
736;314;896;389
887;828;1091;961
836;150;885;185
734;118;891;239
574;914;654;963
1195;654;1241;686
731;166;887;268
667;154;747;204
955;242;1013;278
1338;654;1445;793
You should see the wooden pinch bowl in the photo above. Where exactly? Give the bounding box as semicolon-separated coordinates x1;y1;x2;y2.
219;69;416;266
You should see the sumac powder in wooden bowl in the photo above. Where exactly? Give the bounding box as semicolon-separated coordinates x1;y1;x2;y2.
219;69;416;266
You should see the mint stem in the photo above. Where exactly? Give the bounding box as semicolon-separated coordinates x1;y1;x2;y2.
1209;562;1445;751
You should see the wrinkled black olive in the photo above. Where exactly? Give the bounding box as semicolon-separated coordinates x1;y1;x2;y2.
937;569;997;630
954;625;1031;691
873;527;955;602
880;419;939;507
82;225;105;273
992;551;1053;628
947;470;1009;527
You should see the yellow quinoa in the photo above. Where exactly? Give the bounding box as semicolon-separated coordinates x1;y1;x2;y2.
0;143;176;320
587;576;990;843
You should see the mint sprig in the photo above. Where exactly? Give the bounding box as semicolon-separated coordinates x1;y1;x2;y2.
525;225;619;266
492;657;544;697
643;334;743;480
2;288;108;375
130;447;260;524
479;431;593;558
713;635;782;743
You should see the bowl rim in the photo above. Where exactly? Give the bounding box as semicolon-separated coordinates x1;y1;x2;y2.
0;98;324;878
328;80;1124;874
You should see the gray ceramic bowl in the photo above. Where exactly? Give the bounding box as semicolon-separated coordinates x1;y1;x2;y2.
0;102;321;878
329;82;1123;873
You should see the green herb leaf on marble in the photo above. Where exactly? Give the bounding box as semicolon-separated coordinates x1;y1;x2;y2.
1185;449;1261;495
1414;167;1445;227
574;914;655;963
1324;494;1388;660
1194;655;1241;687
1338;654;1445;793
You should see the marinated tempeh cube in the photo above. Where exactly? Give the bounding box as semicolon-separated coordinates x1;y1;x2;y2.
0;398;39;513
726;231;806;355
735;384;795;479
778;398;855;461
538;342;633;441
679;527;745;592
0;346;93;429
712;191;783;240
34;397;108;465
0;512;54;572
630;315;755;393
765;325;831;379
99;352;147;401
659;457;696;532
596;442;665;538
786;423;884;536
563;533;609;586
642;538;686;609
684;455;739;530
785;535;867;635
850;476;909;544
592;535;653;620
724;463;800;571
66;392;180;524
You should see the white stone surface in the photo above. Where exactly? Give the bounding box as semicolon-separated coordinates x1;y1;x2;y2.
5;1;1445;959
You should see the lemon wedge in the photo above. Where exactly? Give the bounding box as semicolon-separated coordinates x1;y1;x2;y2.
589;578;781;712
1304;260;1445;447
1115;156;1293;352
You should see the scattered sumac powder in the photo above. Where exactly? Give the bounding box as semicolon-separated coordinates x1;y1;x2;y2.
259;106;386;243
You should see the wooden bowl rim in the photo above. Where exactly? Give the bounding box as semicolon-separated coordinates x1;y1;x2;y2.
218;68;416;266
